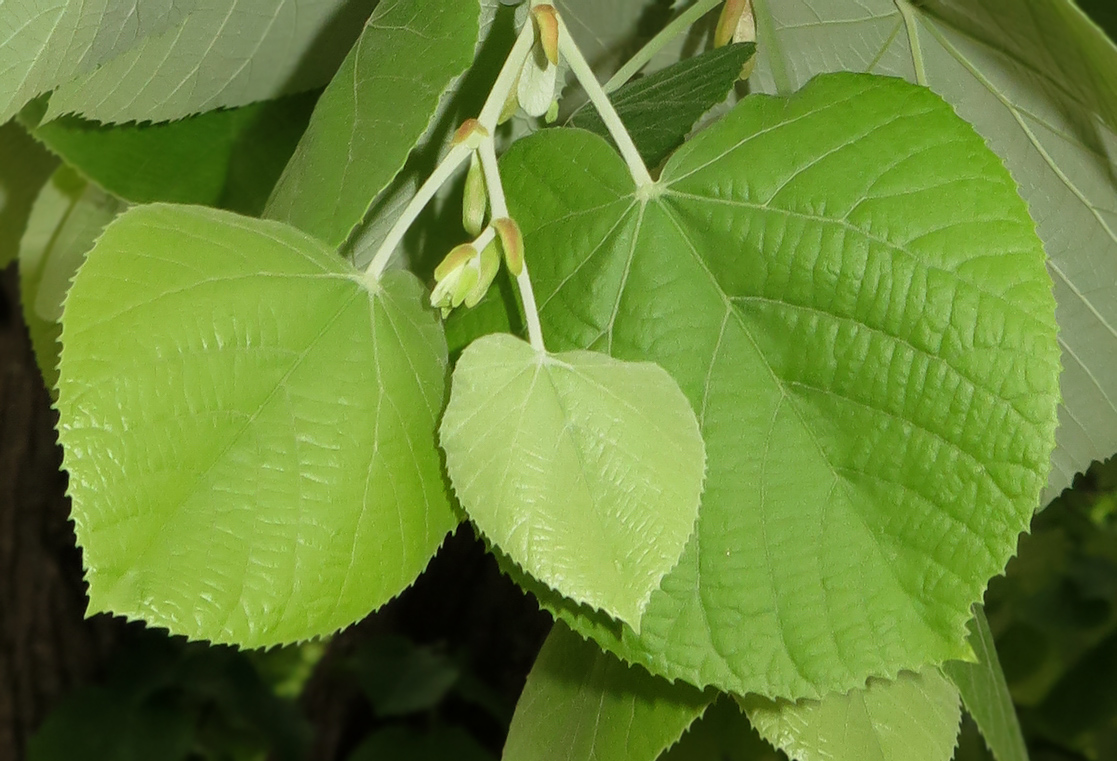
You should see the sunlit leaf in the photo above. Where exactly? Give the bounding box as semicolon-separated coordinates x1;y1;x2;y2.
498;73;1060;699
750;0;1117;503
441;334;705;629
742;669;962;761
57;204;456;647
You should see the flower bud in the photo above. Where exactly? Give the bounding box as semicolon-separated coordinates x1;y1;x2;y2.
493;217;524;277
715;0;754;48
531;5;560;66
451;118;490;150
463;152;488;237
465;239;502;309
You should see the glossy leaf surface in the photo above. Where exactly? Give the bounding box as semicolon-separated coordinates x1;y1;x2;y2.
265;0;481;247
743;670;962;761
441;334;705;629
499;73;1060;698
57;205;456;646
503;622;710;761
45;0;376;123
750;0;1117;502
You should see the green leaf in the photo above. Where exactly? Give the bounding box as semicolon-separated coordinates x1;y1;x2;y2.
942;607;1029;761
441;334;705;629
0;121;58;268
0;0;190;123
345;634;460;717
18;167;126;391
498;73;1060;698
56;204;457;647
741;669;962;761
750;0;1117;503
503;622;711;761
568;42;756;168
24;92;317;214
265;0;481;248
44;0;376;124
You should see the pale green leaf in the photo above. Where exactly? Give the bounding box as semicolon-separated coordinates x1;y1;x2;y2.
568;42;756;167
19;166;126;391
56;204;457;647
750;0;1117;502
942;607;1029;761
0;120;57;268
441;333;705;629
265;0;481;248
45;0;376;124
503;622;710;761
742;670;962;761
498;73;1060;698
23;92;316;214
0;0;190;123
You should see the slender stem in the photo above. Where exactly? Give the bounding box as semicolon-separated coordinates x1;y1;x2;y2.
605;0;723;93
365;23;536;278
558;19;654;188
365;144;470;277
478;21;536;129
895;0;928;86
478;138;545;353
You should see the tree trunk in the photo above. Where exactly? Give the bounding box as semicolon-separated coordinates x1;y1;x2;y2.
0;266;116;758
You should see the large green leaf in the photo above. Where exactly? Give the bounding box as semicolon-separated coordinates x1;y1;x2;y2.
498;73;1060;699
0;0;189;123
568;42;756;168
742;670;962;761
56;204;456;647
19;167;126;391
441;334;704;629
0;120;57;268
503;622;710;761
750;0;1117;503
264;0;481;248
44;0;376;124
24;92;316;214
942;607;1028;761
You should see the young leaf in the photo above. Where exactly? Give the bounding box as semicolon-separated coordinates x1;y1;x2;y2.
749;0;1117;503
0;0;189;123
56;204;457;647
568;42;755;167
503;622;711;761
499;73;1060;699
942;607;1028;761
0;121;58;268
440;333;705;629
19;167;126;391
23;92;316;214
265;0;481;248
741;669;962;761
44;0;377;124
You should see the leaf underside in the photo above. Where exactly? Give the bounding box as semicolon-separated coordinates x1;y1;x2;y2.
499;72;1060;700
57;204;457;647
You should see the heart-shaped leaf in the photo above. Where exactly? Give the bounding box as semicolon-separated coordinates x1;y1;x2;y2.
498;72;1061;698
57;204;457;647
440;333;705;629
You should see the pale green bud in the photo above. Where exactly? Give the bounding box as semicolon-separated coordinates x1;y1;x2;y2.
463;152;488;237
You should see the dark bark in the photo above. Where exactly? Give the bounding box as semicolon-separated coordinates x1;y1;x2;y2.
0;265;117;758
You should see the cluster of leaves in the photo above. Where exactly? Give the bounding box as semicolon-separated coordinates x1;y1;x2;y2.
2;0;1117;759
